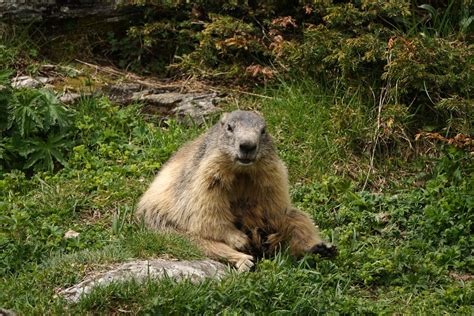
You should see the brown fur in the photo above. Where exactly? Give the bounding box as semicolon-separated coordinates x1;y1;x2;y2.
136;111;336;271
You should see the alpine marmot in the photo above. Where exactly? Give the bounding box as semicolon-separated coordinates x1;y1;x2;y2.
137;110;337;271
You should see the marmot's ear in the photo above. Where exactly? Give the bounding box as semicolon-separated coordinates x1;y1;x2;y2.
220;112;229;126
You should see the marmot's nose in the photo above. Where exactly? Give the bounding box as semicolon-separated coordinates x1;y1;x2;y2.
239;142;257;154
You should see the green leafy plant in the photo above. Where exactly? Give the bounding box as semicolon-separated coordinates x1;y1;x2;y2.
1;88;74;172
18;133;71;171
8;88;70;136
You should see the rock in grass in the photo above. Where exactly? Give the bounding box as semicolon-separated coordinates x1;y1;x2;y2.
172;92;221;124
63;229;80;239
132;91;185;106
11;76;51;88
58;259;227;303
0;308;17;316
59;92;83;104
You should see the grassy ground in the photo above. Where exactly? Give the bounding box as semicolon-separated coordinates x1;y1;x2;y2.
1;78;473;314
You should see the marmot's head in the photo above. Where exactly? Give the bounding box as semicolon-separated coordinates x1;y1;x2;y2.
217;110;274;166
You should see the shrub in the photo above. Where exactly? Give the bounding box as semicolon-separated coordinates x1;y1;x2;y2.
383;36;473;135
175;14;270;81
117;0;472;146
275;0;473;148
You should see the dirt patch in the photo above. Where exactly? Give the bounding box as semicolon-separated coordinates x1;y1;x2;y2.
449;271;474;282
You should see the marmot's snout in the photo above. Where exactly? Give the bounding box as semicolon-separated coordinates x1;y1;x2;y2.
237;140;258;165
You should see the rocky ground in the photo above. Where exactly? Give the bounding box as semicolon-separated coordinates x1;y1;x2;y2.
11;62;224;124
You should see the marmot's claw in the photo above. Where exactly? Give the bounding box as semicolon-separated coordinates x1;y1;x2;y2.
310;243;338;258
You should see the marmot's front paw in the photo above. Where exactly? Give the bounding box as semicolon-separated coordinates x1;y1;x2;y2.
226;231;250;250
310;242;338;258
235;254;254;272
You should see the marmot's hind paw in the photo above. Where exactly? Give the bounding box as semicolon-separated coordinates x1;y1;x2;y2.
310;243;338;258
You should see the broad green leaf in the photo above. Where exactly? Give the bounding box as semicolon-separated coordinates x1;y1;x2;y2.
39;89;71;130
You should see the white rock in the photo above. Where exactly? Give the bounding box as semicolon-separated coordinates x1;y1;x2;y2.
58;259;228;303
132;91;184;106
64;229;80;239
59;92;82;104
11;75;51;88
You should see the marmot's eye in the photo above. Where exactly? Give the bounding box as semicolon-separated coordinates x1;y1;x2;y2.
227;124;233;132
261;128;266;135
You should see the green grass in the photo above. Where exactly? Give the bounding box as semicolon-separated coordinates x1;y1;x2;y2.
253;80;370;183
1;82;473;314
